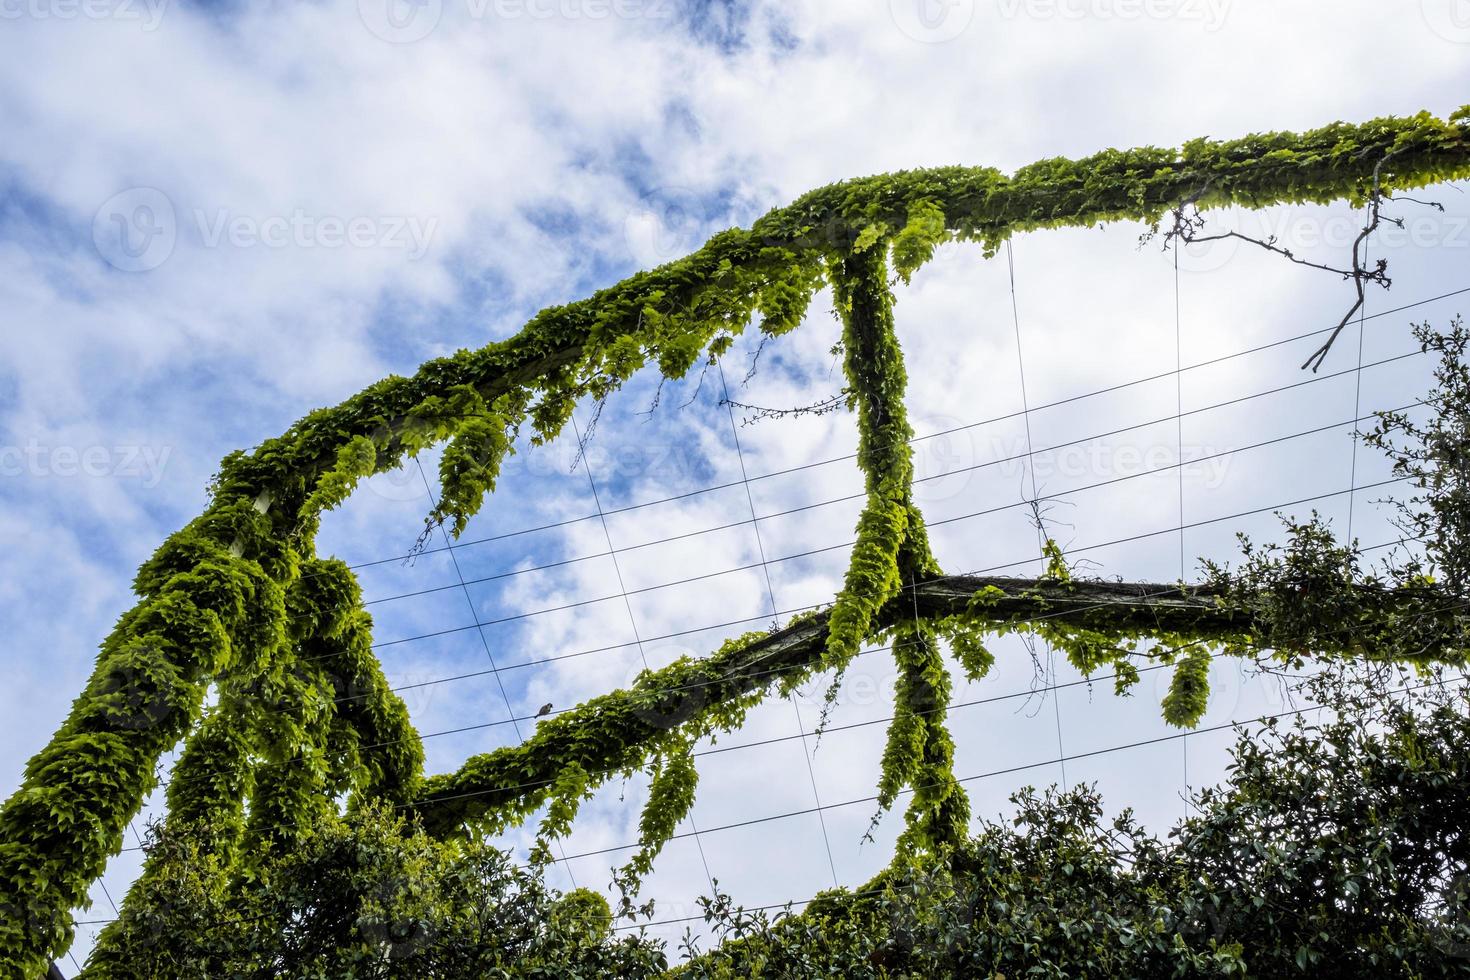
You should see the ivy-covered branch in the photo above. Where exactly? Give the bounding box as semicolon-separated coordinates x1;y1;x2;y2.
826;238;971;854
407;569;1469;836
0;500;292;979
79;557;420;978
218;107;1470;524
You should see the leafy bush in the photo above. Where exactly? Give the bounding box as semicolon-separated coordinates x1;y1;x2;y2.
677;668;1470;978
104;666;1470;978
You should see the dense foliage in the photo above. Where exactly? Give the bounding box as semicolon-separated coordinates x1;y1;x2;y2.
677;667;1470;978
3;107;1470;976
1368;316;1470;593
98;666;1470;978
92;804;669;979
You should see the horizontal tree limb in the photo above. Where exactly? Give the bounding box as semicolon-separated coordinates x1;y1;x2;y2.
408;574;1251;835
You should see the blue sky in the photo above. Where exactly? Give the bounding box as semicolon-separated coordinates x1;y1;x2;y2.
2;0;1470;968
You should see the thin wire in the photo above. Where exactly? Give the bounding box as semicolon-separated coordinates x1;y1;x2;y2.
97;880;118;916
352;345;1423;616
1174;234;1188;799
79;650;1415;936
718;360;839;888
1007;238;1068;791
1348;237;1370;542
606;671;1470;934
335;283;1470;576
357;525;1429;755
106;319;1444;887
341;348;1422;631
1174;245;1187;580
416;459;523;744
78;646;1461;953
353;409;1421;679
416;459;579;886
365;562;1424;756
71;656;1470;951
547;673;1468;868
118;584;1202;856
69;278;1470;952
103;667;1470;940
571;412;715;896
108;526;1439;860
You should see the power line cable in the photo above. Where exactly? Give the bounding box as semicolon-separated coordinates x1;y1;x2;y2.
354;402;1421;666
329;468;1420;726
68;279;1470;956
1348;237;1370;541
353;530;1432;754
114;549;1456;870
350;347;1424;617
717;359;839;888
332;284;1470;576
415;458;581;886
358;476;1422;775
1005;238;1068;791
547;672;1468;868
331;462;1418;713
415;459;523;743
571;411;716;895
118;582;1208;856
1174;229;1189;799
606;670;1470;933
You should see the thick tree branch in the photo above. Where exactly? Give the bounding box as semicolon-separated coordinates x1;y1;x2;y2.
407;574;1253;835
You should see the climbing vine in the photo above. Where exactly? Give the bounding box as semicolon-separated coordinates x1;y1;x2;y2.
3;106;1470;977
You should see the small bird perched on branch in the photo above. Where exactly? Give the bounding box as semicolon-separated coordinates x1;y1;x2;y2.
536;702;553;717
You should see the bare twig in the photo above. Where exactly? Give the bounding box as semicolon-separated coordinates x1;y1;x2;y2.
721;392;849;427
1153;152;1445;373
743;334;770;385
